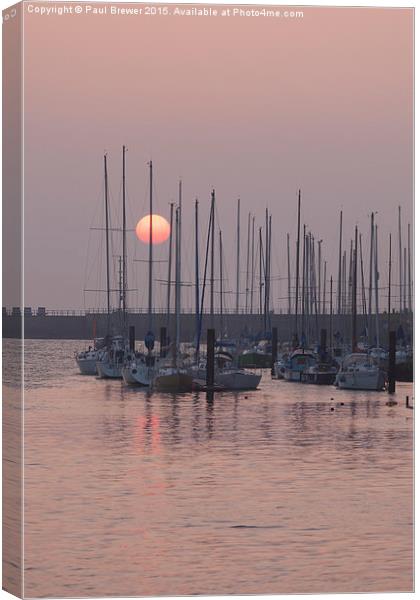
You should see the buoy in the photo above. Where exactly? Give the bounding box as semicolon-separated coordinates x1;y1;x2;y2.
330;407;335;411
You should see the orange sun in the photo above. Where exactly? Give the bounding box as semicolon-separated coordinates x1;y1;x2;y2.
136;214;170;245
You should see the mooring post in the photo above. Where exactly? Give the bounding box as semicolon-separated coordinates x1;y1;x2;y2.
160;326;167;357
129;325;135;352
206;328;215;389
271;327;278;375
388;330;396;394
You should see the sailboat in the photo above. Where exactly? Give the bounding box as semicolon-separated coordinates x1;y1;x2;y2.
335;225;386;391
193;350;261;390
76;153;116;376
153;205;193;392
75;336;108;375
96;147;129;379
122;161;162;386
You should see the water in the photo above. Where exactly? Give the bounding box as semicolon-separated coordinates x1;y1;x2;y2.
5;340;413;597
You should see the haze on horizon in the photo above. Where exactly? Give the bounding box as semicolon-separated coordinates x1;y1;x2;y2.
17;4;413;313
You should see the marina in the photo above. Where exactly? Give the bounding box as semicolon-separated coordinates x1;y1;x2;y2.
7;338;413;597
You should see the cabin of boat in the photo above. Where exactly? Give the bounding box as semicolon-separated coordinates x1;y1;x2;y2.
283;349;317;382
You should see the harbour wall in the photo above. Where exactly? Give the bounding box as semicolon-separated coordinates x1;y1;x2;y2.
3;311;413;345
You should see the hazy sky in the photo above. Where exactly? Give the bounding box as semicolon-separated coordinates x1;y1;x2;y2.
21;3;413;312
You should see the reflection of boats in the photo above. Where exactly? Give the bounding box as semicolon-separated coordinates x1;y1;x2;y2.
239;340;272;368
283;349;317;382
302;362;337;385
335;353;386;391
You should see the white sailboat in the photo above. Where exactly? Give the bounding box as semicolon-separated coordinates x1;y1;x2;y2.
76;153;114;375
153;205;193;392
75;340;107;375
335;353;386;390
122;354;159;386
192;351;261;390
96;335;127;379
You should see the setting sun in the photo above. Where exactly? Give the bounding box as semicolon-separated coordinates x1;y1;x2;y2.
136;214;170;245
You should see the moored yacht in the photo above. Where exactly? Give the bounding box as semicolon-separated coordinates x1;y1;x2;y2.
335;353;386;391
283;349;317;382
96;335;127;379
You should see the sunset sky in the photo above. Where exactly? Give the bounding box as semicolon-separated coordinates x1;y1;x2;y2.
20;3;413;312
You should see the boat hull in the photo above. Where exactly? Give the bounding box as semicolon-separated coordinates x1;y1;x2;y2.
153;372;193;392
283;369;303;382
216;371;261;390
336;370;386;391
96;361;123;379
76;357;98;376
122;364;154;386
302;370;337;385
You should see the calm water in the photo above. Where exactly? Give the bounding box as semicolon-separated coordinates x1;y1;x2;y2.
7;340;414;597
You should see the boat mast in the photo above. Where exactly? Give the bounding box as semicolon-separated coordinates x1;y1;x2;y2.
250;216;255;314
219;229;223;337
259;227;263;318
245;212;250;314
359;233;368;332
196;195;213;360
368;212;374;318
342;251;346;317
148;161;153;331
166;202;174;329
264;208;270;334
318;239;322;315
301;225;306;346
236;198;240;314
322;260;327;315
195;199;200;343
287;233;291;315
104;154;111;320
351;225;358;352
398;205;402;314
374;224;380;346
329;275;333;351
403;246;407;311
174;206;180;364
294;190;301;341
178;180;183;314
388;233;392;332
408;223;412;313
210;189;215;328
337;210;343;315
122;146;127;321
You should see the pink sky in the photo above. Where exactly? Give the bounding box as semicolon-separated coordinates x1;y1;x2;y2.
19;3;413;311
